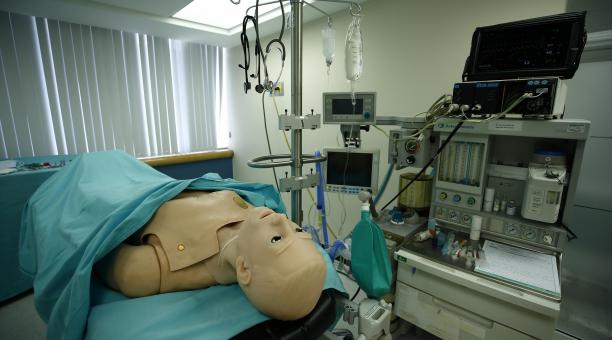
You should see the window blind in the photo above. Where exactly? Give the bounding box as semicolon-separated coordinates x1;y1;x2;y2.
0;11;222;158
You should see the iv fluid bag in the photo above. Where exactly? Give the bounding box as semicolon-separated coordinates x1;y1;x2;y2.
345;15;363;82
322;25;335;67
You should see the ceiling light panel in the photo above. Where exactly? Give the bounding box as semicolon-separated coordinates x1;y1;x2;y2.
173;0;284;31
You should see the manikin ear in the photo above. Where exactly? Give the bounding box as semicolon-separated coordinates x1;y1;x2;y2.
235;255;251;286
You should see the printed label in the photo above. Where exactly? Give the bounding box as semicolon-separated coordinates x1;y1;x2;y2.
488;121;523;132
566;124;586;133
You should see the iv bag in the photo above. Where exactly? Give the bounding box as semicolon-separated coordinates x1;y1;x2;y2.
345;15;363;82
322;24;335;68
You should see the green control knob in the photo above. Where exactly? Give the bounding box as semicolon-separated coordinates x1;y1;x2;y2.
467;197;476;206
439;192;448;200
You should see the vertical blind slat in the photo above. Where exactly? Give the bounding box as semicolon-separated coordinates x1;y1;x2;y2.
61;22;88;153
139;35;154;156
48;20;77;154
73;24;97;152
111;30;130;153
149;36;161;154
84;26;106;151
123;32;146;157
161;39;177;155
2;13;34;156
36;18;67;154
0;12;20;157
91;27;118;150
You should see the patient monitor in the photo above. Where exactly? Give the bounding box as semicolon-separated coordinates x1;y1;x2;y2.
323;148;379;195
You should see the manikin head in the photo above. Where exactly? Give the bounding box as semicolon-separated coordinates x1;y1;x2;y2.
235;207;326;320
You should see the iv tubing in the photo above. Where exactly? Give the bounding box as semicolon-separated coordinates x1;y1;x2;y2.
315;150;330;248
374;163;394;205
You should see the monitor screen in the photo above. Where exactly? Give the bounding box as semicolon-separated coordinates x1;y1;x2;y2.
326;151;373;188
331;98;363;115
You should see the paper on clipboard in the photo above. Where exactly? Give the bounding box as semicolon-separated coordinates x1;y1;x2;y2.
475;240;560;296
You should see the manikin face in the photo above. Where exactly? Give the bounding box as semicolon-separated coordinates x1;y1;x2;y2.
239;207;313;257
235;207;326;320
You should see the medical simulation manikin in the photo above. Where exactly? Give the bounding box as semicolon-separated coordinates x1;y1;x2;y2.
96;190;326;321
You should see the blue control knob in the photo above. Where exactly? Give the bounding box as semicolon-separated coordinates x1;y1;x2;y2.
453;194;461;203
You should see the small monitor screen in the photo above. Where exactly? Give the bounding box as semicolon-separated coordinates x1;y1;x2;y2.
332;98;363;115
326;151;373;187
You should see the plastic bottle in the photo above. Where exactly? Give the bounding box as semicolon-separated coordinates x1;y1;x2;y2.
483;188;495;212
442;232;455;256
345;14;363;108
436;231;446;250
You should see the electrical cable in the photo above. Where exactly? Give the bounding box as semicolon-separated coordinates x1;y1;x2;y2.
379;92;538;212
350;287;361;301
337;193;348;238
379;120;465;212
335;269;356;282
463;92;542;123
373;163;394;205
308;202;315;226
331;329;354;338
337;125;354;238
560;222;578;241
372;124;389;138
261;92;280;192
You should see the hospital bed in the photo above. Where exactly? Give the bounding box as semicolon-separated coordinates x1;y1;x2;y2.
18;151;345;339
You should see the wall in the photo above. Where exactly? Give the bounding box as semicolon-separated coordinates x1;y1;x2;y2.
567;0;612;32
226;0;567;235
557;60;612;339
567;0;612;63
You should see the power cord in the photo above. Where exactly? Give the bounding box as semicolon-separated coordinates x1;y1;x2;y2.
350;287;361;301
560;222;578;241
261;92;280;192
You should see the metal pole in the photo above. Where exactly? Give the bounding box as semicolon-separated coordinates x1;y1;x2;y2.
290;0;303;224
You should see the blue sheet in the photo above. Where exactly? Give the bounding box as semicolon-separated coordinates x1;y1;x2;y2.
19;151;345;340
85;243;343;340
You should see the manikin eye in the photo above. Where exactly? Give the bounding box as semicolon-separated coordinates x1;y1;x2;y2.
271;235;283;244
295;227;303;232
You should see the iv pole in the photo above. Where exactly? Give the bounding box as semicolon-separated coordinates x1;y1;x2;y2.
290;0;303;223
247;0;325;226
247;0;361;225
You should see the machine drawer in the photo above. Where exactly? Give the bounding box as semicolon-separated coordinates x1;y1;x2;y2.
395;282;534;340
395;251;559;339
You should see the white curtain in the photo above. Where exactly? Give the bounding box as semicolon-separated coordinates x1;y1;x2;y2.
0;11;222;158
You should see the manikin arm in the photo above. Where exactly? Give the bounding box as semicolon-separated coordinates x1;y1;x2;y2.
96;243;161;297
97;235;218;297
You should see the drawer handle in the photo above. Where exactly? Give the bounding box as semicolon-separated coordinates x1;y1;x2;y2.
432;297;494;328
